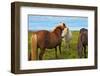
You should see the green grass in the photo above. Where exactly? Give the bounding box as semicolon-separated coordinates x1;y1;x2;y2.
28;31;88;60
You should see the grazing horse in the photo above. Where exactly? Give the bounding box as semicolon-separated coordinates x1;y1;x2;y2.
77;28;88;58
31;23;66;60
62;26;72;50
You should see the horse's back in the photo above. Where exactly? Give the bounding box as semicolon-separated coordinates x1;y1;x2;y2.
80;28;88;33
36;30;50;38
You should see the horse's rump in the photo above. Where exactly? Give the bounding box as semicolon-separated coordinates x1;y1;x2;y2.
36;30;50;48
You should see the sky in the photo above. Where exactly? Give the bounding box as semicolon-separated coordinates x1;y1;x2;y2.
28;15;88;31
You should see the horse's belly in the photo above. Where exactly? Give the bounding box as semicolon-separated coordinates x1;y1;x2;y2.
45;40;61;49
37;39;58;49
46;44;57;49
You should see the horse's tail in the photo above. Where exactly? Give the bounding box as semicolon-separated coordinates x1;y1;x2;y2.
31;33;37;60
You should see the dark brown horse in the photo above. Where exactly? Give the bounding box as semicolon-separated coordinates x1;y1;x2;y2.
31;23;66;60
77;28;88;58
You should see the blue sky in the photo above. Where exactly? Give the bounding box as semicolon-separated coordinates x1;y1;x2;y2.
28;15;88;31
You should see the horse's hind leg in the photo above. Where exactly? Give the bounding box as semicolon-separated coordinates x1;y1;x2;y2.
83;45;87;58
39;48;46;60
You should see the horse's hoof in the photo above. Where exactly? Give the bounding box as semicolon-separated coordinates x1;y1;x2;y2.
84;56;87;58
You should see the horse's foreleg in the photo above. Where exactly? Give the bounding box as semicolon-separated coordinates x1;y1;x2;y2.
77;41;83;58
69;41;71;48
78;46;83;58
65;41;69;51
39;48;46;60
59;44;61;54
84;46;87;58
55;47;58;58
65;40;69;50
65;41;67;48
78;50;82;58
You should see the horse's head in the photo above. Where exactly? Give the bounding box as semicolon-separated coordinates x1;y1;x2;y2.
61;28;69;37
61;23;69;37
59;23;66;30
53;23;66;31
53;23;67;36
55;23;66;31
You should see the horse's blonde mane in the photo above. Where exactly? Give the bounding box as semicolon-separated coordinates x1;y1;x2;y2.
52;22;64;31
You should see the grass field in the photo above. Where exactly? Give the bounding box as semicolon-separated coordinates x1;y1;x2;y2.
28;31;88;60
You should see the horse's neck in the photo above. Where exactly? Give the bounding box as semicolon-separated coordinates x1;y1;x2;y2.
68;29;71;33
65;30;70;36
52;29;62;37
65;30;72;37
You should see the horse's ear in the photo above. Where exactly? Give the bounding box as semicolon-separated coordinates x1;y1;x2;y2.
62;23;66;28
60;23;66;30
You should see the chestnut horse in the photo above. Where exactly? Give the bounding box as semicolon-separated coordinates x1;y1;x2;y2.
77;28;88;58
31;23;66;60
